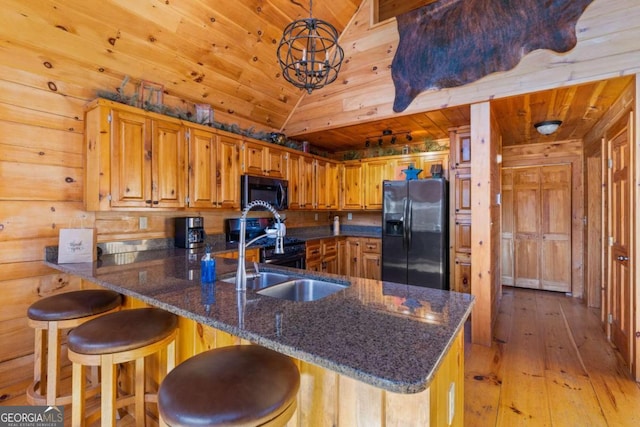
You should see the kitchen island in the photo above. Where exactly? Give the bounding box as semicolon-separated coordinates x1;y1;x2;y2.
45;248;473;426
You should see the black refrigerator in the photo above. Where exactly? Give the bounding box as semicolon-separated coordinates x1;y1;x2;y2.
381;178;449;290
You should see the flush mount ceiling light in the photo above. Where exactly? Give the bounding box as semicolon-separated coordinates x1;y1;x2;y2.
534;120;562;135
277;0;344;94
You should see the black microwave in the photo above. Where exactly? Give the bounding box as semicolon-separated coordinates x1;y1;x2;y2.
241;174;288;210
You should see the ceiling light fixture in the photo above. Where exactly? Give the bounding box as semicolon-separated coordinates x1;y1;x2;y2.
534;120;562;135
365;129;413;147
277;0;344;94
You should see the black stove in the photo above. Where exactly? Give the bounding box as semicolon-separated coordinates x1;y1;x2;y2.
225;218;306;269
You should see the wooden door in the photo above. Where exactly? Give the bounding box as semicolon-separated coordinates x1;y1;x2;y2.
513;167;541;289
110;110;151;207
510;165;571;292
608;118;631;367
501;169;514;286
540;165;571;292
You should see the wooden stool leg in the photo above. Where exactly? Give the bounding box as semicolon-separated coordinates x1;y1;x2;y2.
102;354;117;427
33;327;44;395
135;357;146;426
71;362;85;427
46;321;60;406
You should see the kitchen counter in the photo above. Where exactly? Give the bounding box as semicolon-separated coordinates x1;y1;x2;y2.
44;248;473;394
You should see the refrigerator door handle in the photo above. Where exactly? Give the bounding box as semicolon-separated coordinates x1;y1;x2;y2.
402;197;408;250
406;199;413;250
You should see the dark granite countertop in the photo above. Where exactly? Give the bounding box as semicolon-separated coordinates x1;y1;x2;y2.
44;248;473;394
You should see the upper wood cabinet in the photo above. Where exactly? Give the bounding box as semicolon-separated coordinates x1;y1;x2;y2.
316;159;340;210
85;100;188;210
243;139;287;179
363;159;388;210
341;162;364;210
112;111;186;209
287;152;315;210
187;127;241;209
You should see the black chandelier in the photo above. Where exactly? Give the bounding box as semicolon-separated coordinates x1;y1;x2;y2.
365;129;413;147
277;0;344;94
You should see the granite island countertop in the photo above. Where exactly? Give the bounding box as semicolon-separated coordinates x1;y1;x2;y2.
45;248;473;394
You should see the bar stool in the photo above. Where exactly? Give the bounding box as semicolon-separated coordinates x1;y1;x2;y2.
26;289;123;406
68;307;178;427
158;345;300;427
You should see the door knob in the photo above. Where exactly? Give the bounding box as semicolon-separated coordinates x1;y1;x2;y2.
617;255;629;261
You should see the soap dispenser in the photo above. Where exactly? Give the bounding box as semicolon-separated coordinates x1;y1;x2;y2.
200;244;216;284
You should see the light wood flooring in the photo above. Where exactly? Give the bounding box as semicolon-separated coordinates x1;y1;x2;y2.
465;287;640;426
2;287;640;426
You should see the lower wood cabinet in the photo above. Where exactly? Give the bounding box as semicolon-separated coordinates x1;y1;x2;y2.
360;238;381;280
217;248;260;263
305;238;339;273
453;255;472;294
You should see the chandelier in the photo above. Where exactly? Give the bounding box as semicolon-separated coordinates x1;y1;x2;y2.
277;0;344;94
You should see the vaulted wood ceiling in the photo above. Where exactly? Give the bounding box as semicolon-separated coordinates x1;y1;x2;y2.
1;0;631;153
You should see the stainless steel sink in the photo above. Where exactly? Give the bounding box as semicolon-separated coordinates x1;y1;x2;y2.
221;272;291;290
257;279;349;302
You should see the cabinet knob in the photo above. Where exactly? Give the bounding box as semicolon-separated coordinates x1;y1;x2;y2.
463;277;468;285
153;201;159;205
145;200;152;204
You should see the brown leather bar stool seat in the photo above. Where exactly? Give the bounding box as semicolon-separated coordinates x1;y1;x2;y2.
26;289;123;406
158;345;300;427
68;307;178;427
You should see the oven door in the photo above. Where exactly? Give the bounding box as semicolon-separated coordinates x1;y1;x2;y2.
262;253;305;269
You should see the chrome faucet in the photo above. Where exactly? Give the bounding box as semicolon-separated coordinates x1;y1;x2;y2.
235;200;285;291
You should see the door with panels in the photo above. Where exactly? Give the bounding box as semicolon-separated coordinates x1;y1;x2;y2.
504;164;572;292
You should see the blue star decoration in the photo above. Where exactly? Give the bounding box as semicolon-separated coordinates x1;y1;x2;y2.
402;163;423;180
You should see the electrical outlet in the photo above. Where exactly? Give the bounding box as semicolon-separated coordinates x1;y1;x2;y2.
347;212;353;220
139;216;148;230
314;213;318;221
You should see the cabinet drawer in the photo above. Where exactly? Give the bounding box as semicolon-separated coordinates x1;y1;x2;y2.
361;238;381;254
322;239;338;257
306;240;322;261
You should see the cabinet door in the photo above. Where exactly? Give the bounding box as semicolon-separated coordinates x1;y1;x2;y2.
341;162;364;210
266;147;287;179
454;171;471;214
287;152;302;209
110;110;151;208
151;119;185;208
315;160;327;209
325;161;340;210
188;127;217;208
301;156;315;209
361;252;381;280
243;140;266;175
345;238;361;278
364;160;388;210
453;256;472;294
217;135;241;209
453;216;472;254
452;128;471;168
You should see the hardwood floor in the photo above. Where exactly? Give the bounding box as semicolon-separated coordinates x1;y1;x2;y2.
465;287;640;427
2;286;639;426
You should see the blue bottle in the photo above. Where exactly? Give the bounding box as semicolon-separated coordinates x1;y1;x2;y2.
200;245;216;284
